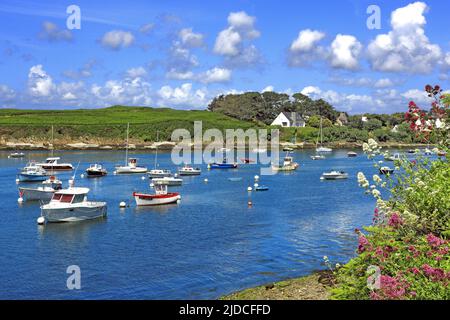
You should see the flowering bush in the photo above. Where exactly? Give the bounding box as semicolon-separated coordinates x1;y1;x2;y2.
332;85;450;300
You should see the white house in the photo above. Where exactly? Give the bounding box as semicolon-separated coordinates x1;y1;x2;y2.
271;112;306;128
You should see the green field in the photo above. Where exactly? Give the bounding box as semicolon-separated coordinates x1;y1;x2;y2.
0;106;260;142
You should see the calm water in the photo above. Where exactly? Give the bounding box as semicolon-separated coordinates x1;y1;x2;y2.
0;149;381;299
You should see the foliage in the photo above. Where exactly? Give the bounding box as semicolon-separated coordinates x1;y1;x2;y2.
332;85;450;300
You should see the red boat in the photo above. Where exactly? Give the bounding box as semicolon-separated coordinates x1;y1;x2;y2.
240;158;255;164
133;184;181;206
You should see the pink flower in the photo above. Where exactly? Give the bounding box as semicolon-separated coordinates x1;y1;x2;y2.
358;235;371;253
388;213;403;228
426;234;445;248
371;275;410;300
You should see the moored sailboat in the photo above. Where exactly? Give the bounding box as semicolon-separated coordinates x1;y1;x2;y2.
115;123;148;174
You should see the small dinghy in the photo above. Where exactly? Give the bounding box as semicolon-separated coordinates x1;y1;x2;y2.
437;150;447;157
311;155;325;160
255;186;269;191
8;152;25;159
19;176;62;201
133;184;181;206
321;171;348;180
86;164;107;177
384;153;400;161
18;162;48;182
178;165;201;176
379;166;394;175
152;176;183;186
347;151;358;157
36;157;73;171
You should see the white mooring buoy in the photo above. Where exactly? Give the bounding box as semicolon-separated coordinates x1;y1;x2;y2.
204;178;208;183
80;174;85;178
15;178;20;183
254;175;259;181
141;176;146;180
254;183;259;188
18;197;24;203
247;186;253;192
37;217;45;225
119;201;127;208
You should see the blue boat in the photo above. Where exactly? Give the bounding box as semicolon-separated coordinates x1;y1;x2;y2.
17;162;48;182
209;159;238;169
255;186;269;191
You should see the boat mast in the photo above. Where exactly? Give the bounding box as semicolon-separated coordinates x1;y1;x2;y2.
154;131;159;169
125;123;129;165
320;116;323;147
51;125;54;157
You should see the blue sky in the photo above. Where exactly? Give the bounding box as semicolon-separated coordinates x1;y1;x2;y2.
0;0;449;114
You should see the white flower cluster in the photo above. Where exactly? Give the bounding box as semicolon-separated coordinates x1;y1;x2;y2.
362;139;382;159
357;172;369;189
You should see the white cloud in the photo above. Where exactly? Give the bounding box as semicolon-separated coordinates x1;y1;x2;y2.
288;29;326;67
28;64;54;97
100;30;135;50
330;34;362;70
0;84;16;102
125;66;147;79
63;60;97;79
214;27;241;56
91;77;152;106
157;83;208;108
39;21;72;42
262;86;274;93
214;11;262;67
330;76;396;88
199;67;231;84
290;29;325;52
179;28;204;48
401;89;432;104
367;2;442;74
139;23;155;34
166;69;195;80
374;78;395;88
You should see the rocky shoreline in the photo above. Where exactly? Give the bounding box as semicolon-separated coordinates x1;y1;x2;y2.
0;141;430;151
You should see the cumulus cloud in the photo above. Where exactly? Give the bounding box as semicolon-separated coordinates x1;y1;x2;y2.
125;66;147;79
157;83;208;108
179;28;204;48
28;65;54;97
63;60;97;79
329;76;397;88
166;69;195;80
330;34;362;70
91;77;152;106
100;30;135;50
214;11;262;67
199;67;231;84
262;85;274;92
367;2;442;74
38;22;72;42
288;29;326;67
0;84;16;104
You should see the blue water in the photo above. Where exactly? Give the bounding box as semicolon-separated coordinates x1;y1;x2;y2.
0;149;380;299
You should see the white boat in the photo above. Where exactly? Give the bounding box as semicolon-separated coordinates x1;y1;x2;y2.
133;184;181;206
8;152;25;159
311;155;325;160
178;165;201;176
316;117;333;153
18;162;48;182
40;187;107;223
347;151;358;157
272;152;299;172
423;148;433;156
115;123;148;174
148;169;172;178
36;157;73;171
384;153;401;161
379;166;394;175
152;176;183;186
321;171;349;180
148;131;171;178
19;176;62;201
36;126;73;171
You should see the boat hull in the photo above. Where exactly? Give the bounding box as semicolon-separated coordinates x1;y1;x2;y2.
18;174;48;182
86;170;107;177
41;203;107;222
38;164;73;171
152;179;183;186
19;187;55;201
148;172;172;178
115;167;148;174
133;192;181;206
210;163;238;169
178;171;201;176
321;174;348;180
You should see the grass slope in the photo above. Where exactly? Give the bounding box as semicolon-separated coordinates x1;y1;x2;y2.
0;106;258;142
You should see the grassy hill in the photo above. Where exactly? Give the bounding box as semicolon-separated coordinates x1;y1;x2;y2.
0;106;259;143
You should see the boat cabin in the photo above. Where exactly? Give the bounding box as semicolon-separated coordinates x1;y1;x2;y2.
50;188;89;204
45;157;61;164
128;158;138;167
